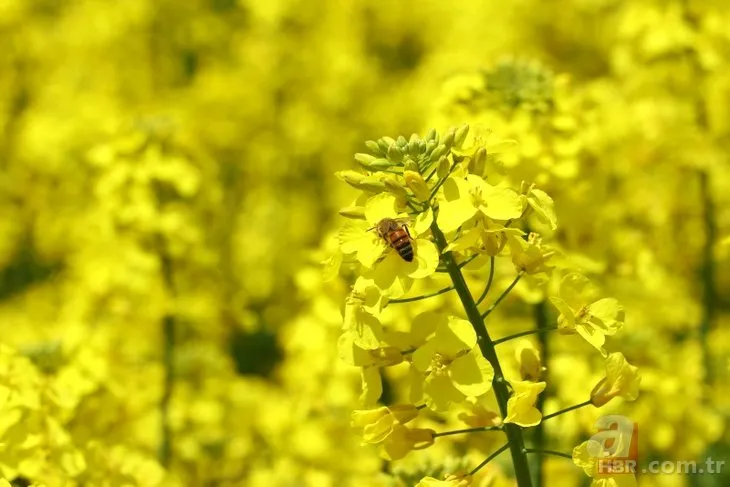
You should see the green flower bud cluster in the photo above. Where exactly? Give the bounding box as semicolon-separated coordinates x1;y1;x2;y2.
336;124;504;212
483;58;555;113
355;128;457;176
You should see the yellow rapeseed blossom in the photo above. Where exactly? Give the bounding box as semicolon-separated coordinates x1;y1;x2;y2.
504;380;547;427
573;440;638;487
591;353;641;407
351;405;420;444
551;273;625;356
411;317;495;411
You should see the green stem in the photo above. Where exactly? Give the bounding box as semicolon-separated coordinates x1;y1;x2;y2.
524;448;572;460
428;163;459;201
493;325;558;346
533;300;550;487
430;220;533;487
388;285;454;304
698;169;716;384
542;400;592;422
433;425;502;438
458;253;480;269
470;443;510;476
475;256;495;306
159;252;176;468
480;273;523;320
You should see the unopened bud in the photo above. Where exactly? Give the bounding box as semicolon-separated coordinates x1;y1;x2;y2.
404;170;430;201
454;124;470;148
384;177;408;197
471;147;487;175
338;206;366;219
355;153;395;170
437;156;451;178
408;137;421;158
365;140;383;156
442;128;456;149
336;171;387;192
404;159;419;173
425;139;437;155
378;137;396;154
387;144;404;163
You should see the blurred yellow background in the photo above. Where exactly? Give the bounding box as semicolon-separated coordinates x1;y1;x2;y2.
0;0;729;486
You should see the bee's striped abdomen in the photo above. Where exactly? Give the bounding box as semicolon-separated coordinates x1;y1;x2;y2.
389;228;414;262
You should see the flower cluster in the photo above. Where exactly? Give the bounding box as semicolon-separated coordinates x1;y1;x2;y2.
333;126;641;486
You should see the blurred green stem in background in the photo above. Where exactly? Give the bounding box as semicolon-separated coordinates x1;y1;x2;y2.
698;169;716;385
159;251;176;468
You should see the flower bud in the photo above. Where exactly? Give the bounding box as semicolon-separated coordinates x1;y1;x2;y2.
454;124;470;148
354;153;395;170
365;140;383;156
442;128;456;149
424;139;435;154
336;170;387;192
470;147;487;175
404;170;430;201
397;135;408;147
403;159;419;173
383;177;408;197
338;206;366;219
408;136;421;158
429;144;447;163
437;156;451;178
387;143;404;163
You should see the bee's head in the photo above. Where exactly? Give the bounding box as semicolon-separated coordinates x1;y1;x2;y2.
376;218;398;238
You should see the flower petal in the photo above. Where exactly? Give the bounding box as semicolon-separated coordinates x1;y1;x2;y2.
449;351;494;397
424;374;464;412
587;298;625;335
406;239;439;279
436;317;477;354
365;193;401;225
360;366;382;406
412;208;433;236
437;177;477;233
475;179;524;220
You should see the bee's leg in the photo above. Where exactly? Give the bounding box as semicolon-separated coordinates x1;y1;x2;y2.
404;225;412;239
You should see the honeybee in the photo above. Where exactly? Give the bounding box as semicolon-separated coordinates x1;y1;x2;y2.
370;218;414;262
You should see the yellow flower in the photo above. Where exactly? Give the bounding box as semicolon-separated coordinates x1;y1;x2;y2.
342;277;385;350
457;399;502;428
381;424;436;460
412;316;495;411
338;193;438;297
416;473;473;487
507;232;555;275
591;353;641;407
573;440;638;487
515;340;543;382
522;185;558;231
550;273;624;356
436;173;524;234
504;380;546;427
351;405;420;444
443;223;524;261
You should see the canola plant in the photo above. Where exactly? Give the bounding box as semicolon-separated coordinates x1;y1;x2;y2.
0;0;729;486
